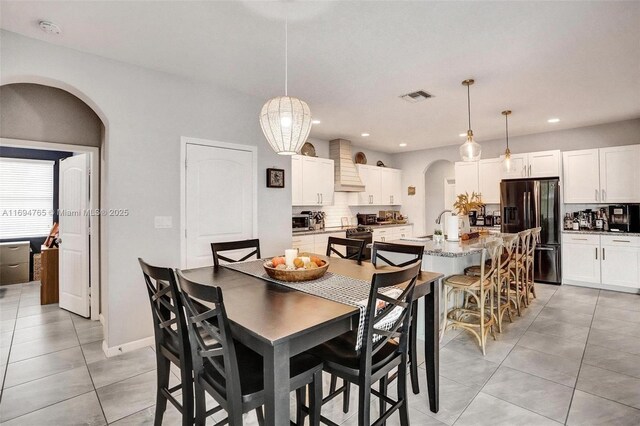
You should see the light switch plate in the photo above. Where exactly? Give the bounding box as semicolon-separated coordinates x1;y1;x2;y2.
154;216;173;229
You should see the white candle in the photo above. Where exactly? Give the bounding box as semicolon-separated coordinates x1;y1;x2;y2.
285;249;298;267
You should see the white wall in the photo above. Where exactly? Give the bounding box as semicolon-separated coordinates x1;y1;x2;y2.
0;30;293;351
393;118;640;237
423;160;454;234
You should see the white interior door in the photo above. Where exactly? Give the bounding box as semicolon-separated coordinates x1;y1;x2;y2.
59;153;90;317
185;142;256;269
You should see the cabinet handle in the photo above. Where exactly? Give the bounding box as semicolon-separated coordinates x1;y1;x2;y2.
573;238;588;241
320;193;323;204
602;247;605;260
601;189;605;202
612;240;631;243
522;165;526;176
595;189;599;202
595;247;597;260
529;165;532;176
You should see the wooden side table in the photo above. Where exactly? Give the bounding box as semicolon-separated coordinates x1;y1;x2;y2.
40;247;59;305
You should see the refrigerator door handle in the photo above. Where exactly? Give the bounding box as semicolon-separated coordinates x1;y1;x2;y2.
535;246;555;251
533;182;540;229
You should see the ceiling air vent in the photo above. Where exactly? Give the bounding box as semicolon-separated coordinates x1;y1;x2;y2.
400;90;433;103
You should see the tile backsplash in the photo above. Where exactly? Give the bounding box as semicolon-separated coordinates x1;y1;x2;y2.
292;192;396;228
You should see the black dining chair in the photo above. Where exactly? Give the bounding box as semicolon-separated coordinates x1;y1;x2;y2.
325;236;366;264
309;262;421;426
138;258;194;426
371;242;424;395
211;239;261;268
176;269;323;426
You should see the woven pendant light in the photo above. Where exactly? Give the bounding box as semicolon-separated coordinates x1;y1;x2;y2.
260;18;312;155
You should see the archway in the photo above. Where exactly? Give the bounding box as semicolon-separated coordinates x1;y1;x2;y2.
423;159;455;235
0;80;107;324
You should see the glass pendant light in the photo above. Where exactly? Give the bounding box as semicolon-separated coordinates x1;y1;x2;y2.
259;18;312;155
502;110;512;172
459;79;481;161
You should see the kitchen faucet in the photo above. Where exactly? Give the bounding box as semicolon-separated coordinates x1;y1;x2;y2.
435;209;452;224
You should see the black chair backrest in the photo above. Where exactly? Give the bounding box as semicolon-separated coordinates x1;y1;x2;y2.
371;241;424;268
138;258;190;362
326;236;366;264
211;239;261;268
175;270;243;409
360;262;421;371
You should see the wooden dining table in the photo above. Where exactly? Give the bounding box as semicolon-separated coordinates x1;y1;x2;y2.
181;254;442;426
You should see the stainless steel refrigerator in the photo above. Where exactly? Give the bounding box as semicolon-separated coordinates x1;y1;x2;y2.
500;178;561;284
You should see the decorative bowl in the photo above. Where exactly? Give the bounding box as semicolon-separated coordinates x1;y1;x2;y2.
263;260;330;282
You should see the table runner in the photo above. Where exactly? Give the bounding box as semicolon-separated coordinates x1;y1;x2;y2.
222;259;402;350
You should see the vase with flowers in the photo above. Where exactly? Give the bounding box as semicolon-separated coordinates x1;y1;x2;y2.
453;192;484;235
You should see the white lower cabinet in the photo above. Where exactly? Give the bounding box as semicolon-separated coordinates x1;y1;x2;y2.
562;234;600;284
291;232;347;256
600;236;640;289
373;225;413;243
562;233;640;291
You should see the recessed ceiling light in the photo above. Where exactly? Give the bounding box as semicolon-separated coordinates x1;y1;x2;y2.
361;133;370;137
39;20;61;35
399;143;407;147
311;120;321;125
548;118;560;123
459;133;467;137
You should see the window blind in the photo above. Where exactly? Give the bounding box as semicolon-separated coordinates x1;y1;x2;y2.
0;158;54;239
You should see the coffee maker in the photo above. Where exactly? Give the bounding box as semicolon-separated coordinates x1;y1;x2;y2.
608;205;640;232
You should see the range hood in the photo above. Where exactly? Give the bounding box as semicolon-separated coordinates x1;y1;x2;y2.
329;139;365;192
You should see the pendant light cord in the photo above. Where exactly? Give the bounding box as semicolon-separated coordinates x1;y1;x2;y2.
467;83;471;131
505;113;509;149
285;16;288;97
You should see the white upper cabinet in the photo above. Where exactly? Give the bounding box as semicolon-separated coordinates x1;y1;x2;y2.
355;165;402;206
563;149;600;203
292;155;334;206
291;155;303;206
381;168;402;205
478;158;502;204
528;150;562;178
563;145;640;204
500;154;528;179
599;145;640;203
454;161;479;196
501;150;561;180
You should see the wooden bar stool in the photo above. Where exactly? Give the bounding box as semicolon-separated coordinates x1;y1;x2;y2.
441;240;503;355
508;230;531;316
525;227;541;305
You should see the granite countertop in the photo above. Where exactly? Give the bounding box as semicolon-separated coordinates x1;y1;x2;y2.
293;223;414;236
395;237;487;258
563;230;640;237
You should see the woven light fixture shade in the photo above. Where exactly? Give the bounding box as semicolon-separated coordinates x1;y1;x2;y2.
260;96;312;155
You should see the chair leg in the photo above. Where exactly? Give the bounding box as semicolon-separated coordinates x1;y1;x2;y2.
397;361;410;426
310;371;322;426
194;382;207;426
295;387;306;426
180;364;194;426
379;375;388;425
343;380;351;413
409;301;420;394
329;374;337;394
357;378;372;426
255;406;265;426
154;355;170;426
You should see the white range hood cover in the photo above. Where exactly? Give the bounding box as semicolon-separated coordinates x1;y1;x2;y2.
329;139;365;192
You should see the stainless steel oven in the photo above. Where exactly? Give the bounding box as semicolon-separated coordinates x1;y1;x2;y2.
346;227;373;261
292;214;311;232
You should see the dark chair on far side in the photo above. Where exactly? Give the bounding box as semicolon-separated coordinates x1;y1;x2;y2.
371;242;424;396
211;239;261;268
326;236;366;264
176;270;323;426
138;258;194;426
309;263;421;426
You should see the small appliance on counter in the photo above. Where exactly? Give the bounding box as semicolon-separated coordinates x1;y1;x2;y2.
301;210;326;230
468;210;477;226
357;213;377;226
608;204;640;232
476;205;486;226
493;211;501;226
292;214;311;232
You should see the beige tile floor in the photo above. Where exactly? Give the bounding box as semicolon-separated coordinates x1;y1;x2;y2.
1;281;639;425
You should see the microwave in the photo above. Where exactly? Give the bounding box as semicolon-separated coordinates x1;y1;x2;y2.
292;214;311;232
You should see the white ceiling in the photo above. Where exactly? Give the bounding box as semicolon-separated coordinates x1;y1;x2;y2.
2;1;639;153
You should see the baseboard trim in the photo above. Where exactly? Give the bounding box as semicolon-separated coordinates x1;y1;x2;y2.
562;279;640;294
102;335;154;357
